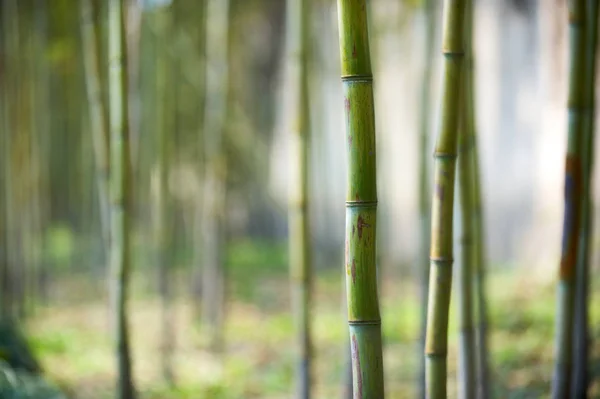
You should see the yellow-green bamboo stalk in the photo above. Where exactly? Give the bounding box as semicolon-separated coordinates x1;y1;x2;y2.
201;0;230;351
465;5;490;397
456;1;476;397
572;0;598;396
425;0;466;397
108;0;136;397
336;1;384;397
287;0;312;397
152;6;175;384
551;0;586;397
80;0;111;253
417;1;436;397
457;6;475;399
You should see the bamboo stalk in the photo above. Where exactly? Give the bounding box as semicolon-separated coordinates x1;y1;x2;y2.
287;0;313;397
456;1;477;397
152;6;175;385
80;0;111;255
551;0;586;397
572;0;598;396
108;0;136;397
335;1;384;397
417;1;436;396
425;0;466;397
466;4;491;397
201;0;230;351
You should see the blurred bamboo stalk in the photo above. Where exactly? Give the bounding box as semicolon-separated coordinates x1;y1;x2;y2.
417;0;436;396
551;0;586;397
80;0;111;255
287;0;313;397
466;2;491;397
108;0;136;397
201;0;230;351
425;0;466;397
572;0;598;396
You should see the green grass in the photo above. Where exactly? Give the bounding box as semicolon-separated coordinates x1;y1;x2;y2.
22;258;600;398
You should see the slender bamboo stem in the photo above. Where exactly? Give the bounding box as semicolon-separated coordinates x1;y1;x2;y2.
425;0;466;397
466;4;491;397
456;1;477;397
551;0;586;397
417;1;436;397
152;6;175;385
336;1;384;397
572;0;598;396
108;0;136;397
287;0;313;397
81;0;111;255
201;0;230;351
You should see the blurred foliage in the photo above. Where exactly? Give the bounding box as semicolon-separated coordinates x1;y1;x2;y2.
0;321;65;399
0;361;66;399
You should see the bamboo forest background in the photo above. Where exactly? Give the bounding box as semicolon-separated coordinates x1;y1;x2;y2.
1;0;600;398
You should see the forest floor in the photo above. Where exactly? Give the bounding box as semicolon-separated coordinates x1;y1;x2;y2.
22;250;600;399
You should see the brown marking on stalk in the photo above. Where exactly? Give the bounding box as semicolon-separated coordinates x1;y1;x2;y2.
436;183;445;202
345;239;349;267
351;258;357;284
357;215;371;240
559;155;583;280
352;44;357;58
352;224;356;237
351;334;363;397
355;193;360;201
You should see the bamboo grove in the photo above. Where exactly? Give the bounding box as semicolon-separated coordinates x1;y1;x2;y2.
0;1;598;398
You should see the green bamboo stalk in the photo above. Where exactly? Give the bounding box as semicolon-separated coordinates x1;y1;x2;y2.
336;1;384;397
466;6;491;398
152;6;175;384
201;0;230;351
108;0;136;397
80;0;111;254
417;1;436;397
456;1;476;396
572;0;598;396
287;0;312;397
551;0;586;397
2;0;19;320
424;0;466;397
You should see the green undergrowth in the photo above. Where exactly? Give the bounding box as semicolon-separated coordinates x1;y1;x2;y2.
23;268;600;398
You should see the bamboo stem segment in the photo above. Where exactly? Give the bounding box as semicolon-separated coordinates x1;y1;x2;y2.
572;0;598;396
80;0;110;253
287;0;313;397
552;0;587;397
336;1;385;397
108;0;136;398
417;1;436;396
425;0;466;397
466;3;491;396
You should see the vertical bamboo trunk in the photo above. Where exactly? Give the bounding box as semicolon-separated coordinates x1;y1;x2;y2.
417;1;436;397
466;5;490;398
287;0;313;397
201;0;230;351
425;0;466;397
80;0;111;254
153;5;175;385
191;0;207;305
572;0;598;396
108;0;136;398
336;1;385;397
551;0;586;397
1;0;19;320
456;0;476;397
